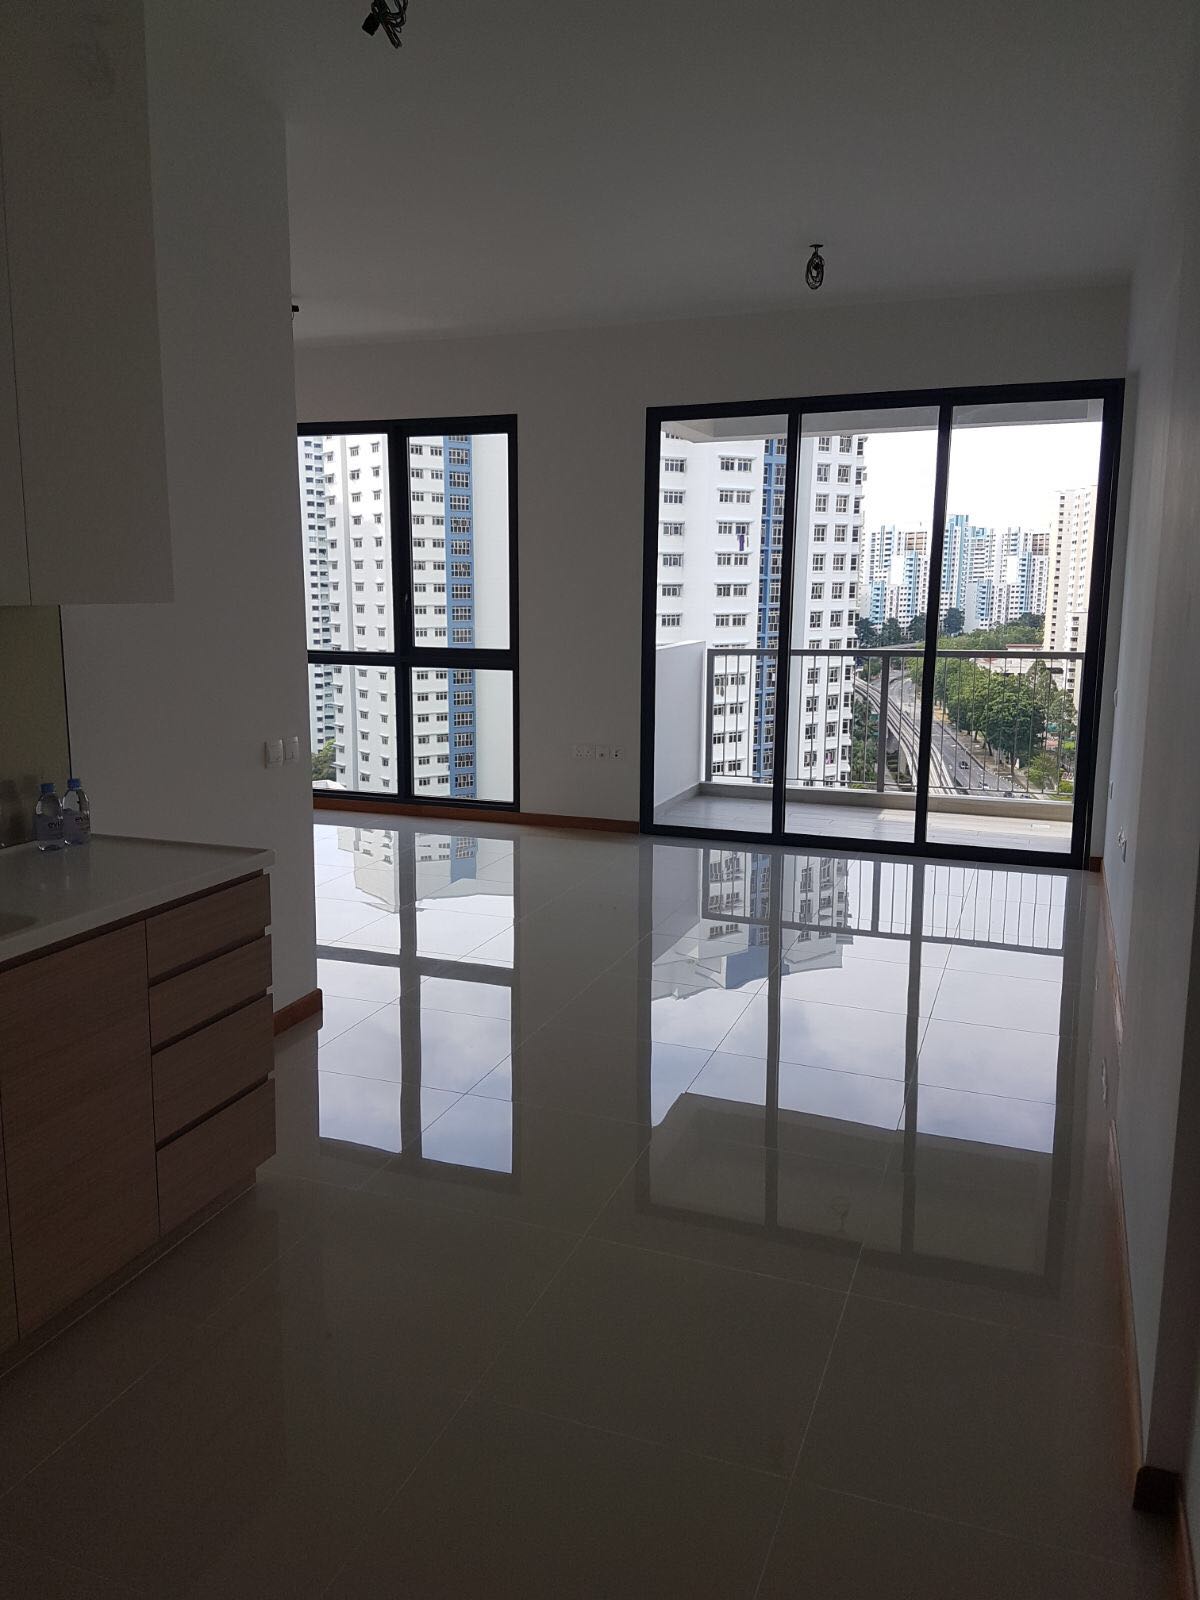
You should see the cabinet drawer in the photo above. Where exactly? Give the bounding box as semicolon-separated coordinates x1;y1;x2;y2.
0;924;157;1334
146;875;271;981
157;1080;276;1236
153;996;273;1143
149;936;271;1049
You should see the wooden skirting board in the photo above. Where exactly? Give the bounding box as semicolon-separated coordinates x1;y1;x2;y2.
273;988;322;1035
313;794;639;833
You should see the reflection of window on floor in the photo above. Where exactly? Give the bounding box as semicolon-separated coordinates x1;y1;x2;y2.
313;828;517;1179
643;848;1072;1286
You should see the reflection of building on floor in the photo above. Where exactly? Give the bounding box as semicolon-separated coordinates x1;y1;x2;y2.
314;825;516;1172
330;825;513;917
644;840;1066;1278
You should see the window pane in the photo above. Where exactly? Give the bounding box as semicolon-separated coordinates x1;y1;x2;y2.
410;667;514;804
409;431;510;651
651;413;787;836
926;398;1104;854
784;405;938;845
298;432;394;653
309;663;398;795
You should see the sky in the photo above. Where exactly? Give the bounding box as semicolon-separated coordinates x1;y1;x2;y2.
847;421;1103;532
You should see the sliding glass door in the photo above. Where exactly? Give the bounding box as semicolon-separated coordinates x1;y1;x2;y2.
641;382;1122;867
782;405;940;848
924;398;1106;856
300;415;518;810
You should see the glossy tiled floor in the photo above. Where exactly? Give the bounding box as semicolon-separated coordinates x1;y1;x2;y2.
0;817;1174;1597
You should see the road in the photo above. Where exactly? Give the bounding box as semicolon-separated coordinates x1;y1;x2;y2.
860;668;1017;798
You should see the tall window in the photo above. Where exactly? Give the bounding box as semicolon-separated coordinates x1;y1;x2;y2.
300;415;518;807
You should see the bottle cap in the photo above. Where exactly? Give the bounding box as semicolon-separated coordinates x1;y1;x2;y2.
39;782;55;794
67;778;81;789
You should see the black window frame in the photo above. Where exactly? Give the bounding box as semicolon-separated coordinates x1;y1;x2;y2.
639;379;1124;870
301;413;520;812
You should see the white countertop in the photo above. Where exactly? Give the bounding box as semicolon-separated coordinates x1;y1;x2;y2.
0;835;274;966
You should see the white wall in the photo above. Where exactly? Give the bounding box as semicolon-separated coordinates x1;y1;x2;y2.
1102;8;1200;1510
653;640;705;808
296;284;1128;823
60;3;316;1008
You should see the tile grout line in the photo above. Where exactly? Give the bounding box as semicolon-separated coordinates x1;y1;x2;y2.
795;1480;1153;1575
319;1116;660;1596
0;1194;337;1516
0;1529;158;1597
750;1253;862;1599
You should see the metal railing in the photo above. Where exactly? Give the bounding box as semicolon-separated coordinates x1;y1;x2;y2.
703;645;1086;801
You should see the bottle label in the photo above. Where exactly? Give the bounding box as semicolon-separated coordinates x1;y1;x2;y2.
65;814;91;845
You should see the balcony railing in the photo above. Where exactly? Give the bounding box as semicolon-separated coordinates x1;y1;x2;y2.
703;645;1086;802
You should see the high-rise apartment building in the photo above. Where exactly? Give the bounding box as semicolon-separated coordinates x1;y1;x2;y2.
864;527;930;628
1047;485;1097;700
300;430;509;800
655;429;865;788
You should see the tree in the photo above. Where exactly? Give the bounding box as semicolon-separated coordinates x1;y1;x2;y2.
880;617;904;647
848;693;880;788
855;617;880;648
907;612;926;643
943;607;965;637
1027;751;1062;792
311;739;337;783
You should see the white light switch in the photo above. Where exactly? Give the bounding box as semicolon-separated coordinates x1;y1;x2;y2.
264;739;284;768
284;735;300;764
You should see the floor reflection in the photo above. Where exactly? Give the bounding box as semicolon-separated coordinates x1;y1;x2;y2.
311;825;519;1180
296;820;1090;1301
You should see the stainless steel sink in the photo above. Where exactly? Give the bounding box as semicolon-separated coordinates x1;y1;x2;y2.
0;911;37;936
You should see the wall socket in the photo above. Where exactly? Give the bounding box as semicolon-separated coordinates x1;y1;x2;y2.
573;742;624;761
264;735;301;769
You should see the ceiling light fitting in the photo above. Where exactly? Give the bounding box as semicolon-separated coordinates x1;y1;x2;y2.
805;243;825;292
362;0;408;48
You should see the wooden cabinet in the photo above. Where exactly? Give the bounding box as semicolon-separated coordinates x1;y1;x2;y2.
0;871;274;1348
158;1081;276;1236
0;0;173;605
0;1118;17;1352
152;996;274;1144
147;876;273;981
0;925;159;1334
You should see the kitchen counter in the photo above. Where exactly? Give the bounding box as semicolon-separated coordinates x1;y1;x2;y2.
0;835;274;967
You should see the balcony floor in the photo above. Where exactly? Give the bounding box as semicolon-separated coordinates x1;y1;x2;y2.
656;791;1073;854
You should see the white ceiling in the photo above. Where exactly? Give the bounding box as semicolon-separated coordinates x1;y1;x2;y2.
199;0;1192;344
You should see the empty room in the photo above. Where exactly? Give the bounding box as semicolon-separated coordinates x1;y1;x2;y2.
1;1;1199;1595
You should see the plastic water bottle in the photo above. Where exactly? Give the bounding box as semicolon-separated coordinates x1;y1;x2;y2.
63;778;91;847
34;783;65;852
